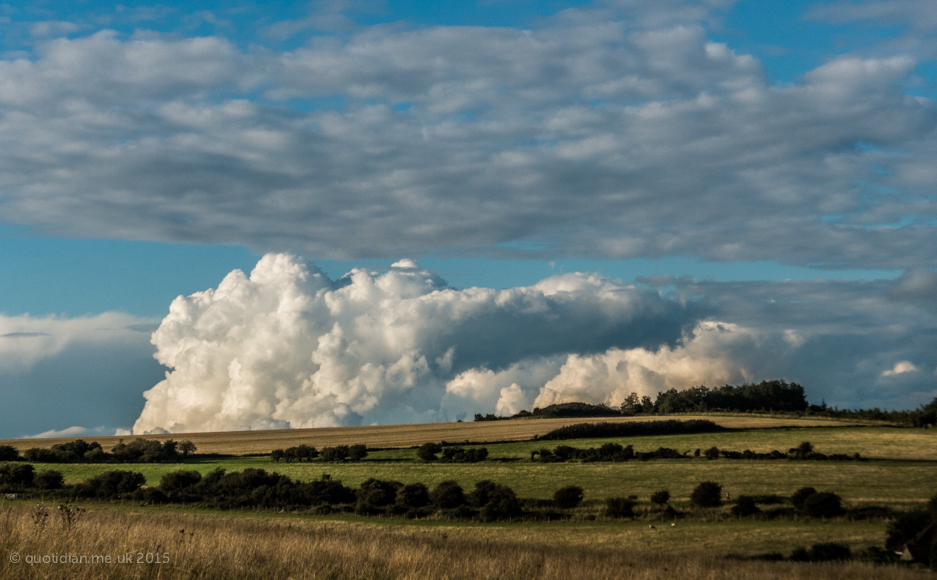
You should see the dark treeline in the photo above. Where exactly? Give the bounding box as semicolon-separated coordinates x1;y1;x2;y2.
622;380;809;415
0;439;197;464
530;440;863;463
536;419;725;441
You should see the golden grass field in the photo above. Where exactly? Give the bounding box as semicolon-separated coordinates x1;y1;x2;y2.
0;414;885;455
0;503;927;580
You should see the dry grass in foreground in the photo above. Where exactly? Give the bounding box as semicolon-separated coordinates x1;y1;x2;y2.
0;415;877;455
0;504;924;580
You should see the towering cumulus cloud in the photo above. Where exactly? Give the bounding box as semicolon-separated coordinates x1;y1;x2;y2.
132;254;700;433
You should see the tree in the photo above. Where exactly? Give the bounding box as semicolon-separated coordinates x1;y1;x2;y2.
704;447;720;460
690;481;722;508
620;393;642;416
0;446;20;462
553;485;585;509
179;440;197;457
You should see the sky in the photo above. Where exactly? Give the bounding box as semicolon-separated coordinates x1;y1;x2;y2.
0;0;935;438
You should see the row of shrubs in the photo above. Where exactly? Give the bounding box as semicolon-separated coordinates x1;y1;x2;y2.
416;443;488;462
0;439;197;464
270;444;367;463
529;441;858;463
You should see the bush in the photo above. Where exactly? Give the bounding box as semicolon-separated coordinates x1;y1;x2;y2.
0;463;35;489
650;490;670;505
690;481;722;508
357;478;402;513
348;445;368;461
553;485;584;509
605;497;636;518
429;480;466;509
469;480;521;521
703;446;720;460
790;486;817;510
159;470;203;496
731;495;761;517
803;492;843;518
396;483;430;509
0;446;20;462
34;470;64;490
416;443;442;462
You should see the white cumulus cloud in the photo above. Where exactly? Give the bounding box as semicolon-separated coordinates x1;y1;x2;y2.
132;253;695;433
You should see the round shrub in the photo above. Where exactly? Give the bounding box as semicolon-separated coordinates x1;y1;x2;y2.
605;497;636;518
703;447;720;460
429;480;466;509
730;495;761;517
416;443;442;462
803;492;843;518
650;490;670;505
553;485;584;509
469;480;521;521
790;486;817;510
690;481;722;508
396;483;430;509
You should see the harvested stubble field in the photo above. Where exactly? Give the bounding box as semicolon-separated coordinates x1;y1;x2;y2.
0;414;878;455
0;504;925;580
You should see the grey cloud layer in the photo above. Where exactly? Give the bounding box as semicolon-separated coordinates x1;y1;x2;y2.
0;313;164;439
0;3;935;267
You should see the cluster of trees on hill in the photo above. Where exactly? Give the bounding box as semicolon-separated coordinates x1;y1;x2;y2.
270;444;367;463
474;379;937;427
0;439;197;464
621;380;809;415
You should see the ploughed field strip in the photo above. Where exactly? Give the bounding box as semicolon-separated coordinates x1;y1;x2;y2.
0;414;879;455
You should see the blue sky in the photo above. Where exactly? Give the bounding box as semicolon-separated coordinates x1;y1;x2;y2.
1;0;935;438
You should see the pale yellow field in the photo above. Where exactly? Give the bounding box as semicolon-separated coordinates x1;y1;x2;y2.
0;414;880;455
0;504;922;580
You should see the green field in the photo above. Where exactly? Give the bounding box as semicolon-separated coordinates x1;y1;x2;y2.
20;425;937;508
